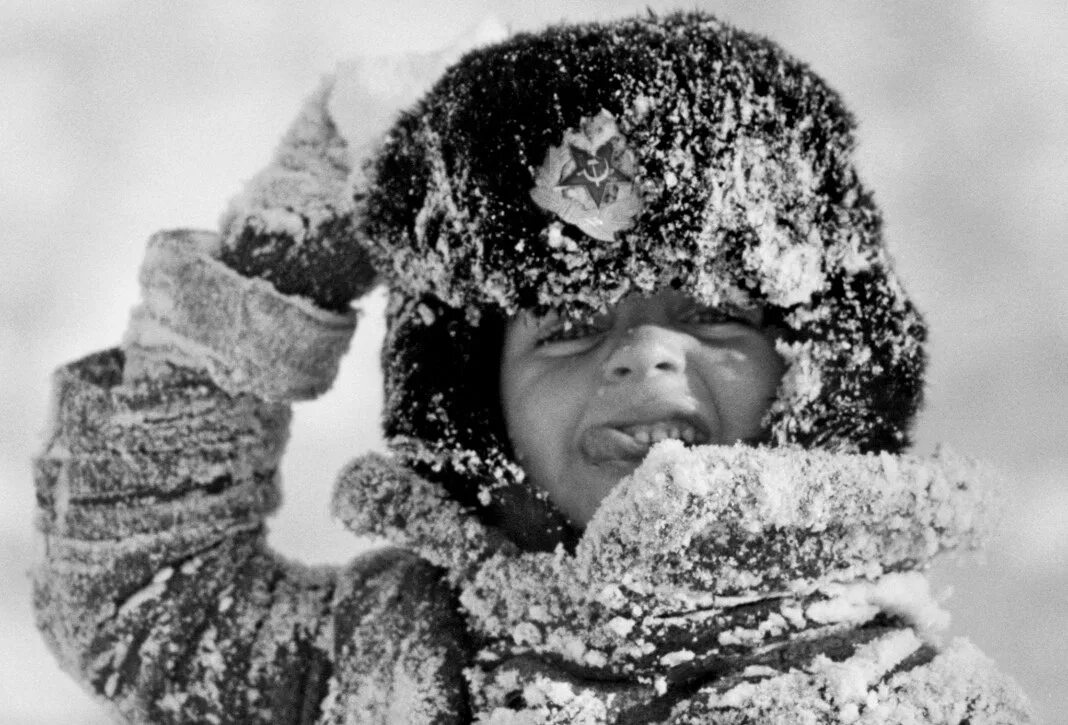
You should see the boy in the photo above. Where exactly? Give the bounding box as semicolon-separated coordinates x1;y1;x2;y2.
34;12;1033;723
499;290;784;528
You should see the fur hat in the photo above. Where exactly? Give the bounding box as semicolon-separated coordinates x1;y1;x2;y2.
353;12;927;549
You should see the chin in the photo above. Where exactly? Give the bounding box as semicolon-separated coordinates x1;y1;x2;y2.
566;462;636;527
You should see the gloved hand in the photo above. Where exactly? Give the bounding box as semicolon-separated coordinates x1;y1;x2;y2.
217;17;508;312
123;19;510;398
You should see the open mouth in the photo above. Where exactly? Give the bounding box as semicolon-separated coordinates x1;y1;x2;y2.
581;417;711;465
616;419;709;446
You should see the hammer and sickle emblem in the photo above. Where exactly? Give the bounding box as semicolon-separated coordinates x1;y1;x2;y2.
582;157;611;185
529;110;642;238
559;143;629;207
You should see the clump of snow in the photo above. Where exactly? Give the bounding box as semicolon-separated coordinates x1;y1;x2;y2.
673;631;1034;723
771;339;824;433
605;617;634;638
811;629;924;706
474;673;610;724
330;18;507;162
805;573;950;636
659;649;695;668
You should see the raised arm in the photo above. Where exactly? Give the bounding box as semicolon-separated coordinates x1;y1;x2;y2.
32;77;469;724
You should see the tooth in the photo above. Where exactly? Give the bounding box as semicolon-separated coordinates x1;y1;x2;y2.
651;426;668;443
682;427;695;443
667;426;681;440
633;428;651;444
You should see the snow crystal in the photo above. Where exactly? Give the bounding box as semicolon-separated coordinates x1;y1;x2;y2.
117;572;171;616
659;649;695;667
805;590;879;626
869;571;951;635
103;672;119;698
583;649;607;668
512;622;542;647
605;617;635;638
780;603;807;629
805;574;950;635
812;629;923;705
595;584;626;610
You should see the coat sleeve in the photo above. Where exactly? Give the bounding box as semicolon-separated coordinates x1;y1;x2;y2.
32;231;470;724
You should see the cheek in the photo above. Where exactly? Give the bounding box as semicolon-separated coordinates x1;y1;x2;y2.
501;361;587;473
694;338;785;435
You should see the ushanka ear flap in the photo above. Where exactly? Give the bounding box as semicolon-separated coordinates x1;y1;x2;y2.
380;293;580;552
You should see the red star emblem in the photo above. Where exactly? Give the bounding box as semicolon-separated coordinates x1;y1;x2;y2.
559;143;631;207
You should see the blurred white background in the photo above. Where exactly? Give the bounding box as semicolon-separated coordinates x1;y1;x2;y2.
2;1;1065;722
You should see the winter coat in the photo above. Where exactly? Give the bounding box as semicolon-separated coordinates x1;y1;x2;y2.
33;230;1036;724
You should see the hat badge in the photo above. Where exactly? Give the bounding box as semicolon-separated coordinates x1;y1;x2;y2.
530;110;642;242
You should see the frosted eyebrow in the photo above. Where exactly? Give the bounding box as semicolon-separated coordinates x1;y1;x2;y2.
681;299;765;325
541;309;614;332
527;311;560;332
733;304;765;326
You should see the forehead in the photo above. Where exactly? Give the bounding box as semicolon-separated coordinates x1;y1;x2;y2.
503;289;766;354
514;288;758;325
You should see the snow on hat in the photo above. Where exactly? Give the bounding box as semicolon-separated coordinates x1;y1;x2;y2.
356;12;927;548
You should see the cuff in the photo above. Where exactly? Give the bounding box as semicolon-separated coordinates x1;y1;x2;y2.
123;229;357;401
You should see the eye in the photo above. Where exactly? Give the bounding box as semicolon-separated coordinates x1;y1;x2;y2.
678;303;762;330
535;315;610;354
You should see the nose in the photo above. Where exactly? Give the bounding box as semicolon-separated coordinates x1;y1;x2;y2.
602;325;686;383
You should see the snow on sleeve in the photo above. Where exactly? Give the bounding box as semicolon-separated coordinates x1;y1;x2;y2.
672;631;1035;723
582;441;993;597
804;572;950;637
332;452;514;584
876;637;1037;724
448;442;995;685
219;77;354;245
124;230;357;402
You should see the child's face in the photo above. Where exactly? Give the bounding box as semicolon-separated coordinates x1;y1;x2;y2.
500;290;784;527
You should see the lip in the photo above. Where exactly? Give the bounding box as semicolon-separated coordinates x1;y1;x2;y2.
580;426;650;465
579;405;714;466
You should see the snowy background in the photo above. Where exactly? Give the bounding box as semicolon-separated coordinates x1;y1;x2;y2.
2;1;1065;722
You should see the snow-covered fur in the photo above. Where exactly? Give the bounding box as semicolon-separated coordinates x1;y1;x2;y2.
33;10;1034;724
